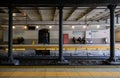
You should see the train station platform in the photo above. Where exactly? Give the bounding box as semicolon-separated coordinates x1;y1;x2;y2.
0;66;120;78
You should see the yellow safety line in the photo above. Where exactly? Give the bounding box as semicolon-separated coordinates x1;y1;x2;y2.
0;72;120;76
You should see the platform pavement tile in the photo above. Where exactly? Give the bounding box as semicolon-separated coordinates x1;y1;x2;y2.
0;72;14;76
45;76;57;78
55;68;68;72
78;72;91;76
89;72;102;76
46;68;56;72
76;77;94;78
11;72;45;76
100;77;119;78
13;69;36;72
100;72;116;76
111;72;120;76
31;76;45;78
64;68;76;72
66;72;79;76
9;77;34;78
69;77;82;78
45;72;57;76
56;72;68;76
57;77;70;78
35;69;46;72
0;77;10;78
76;68;99;72
0;69;16;72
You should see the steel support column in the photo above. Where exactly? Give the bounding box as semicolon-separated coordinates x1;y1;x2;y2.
8;6;19;65
108;5;116;62
57;3;69;64
105;5;120;64
8;6;14;62
58;6;64;61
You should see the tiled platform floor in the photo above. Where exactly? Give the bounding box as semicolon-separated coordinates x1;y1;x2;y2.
0;66;120;78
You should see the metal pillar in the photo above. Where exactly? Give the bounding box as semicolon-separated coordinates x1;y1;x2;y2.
8;6;19;65
8;6;14;62
58;6;64;61
106;5;120;64
57;6;69;64
108;5;116;62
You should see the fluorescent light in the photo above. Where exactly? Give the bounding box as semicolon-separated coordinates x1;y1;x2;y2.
13;13;16;16
49;26;52;29
36;26;39;29
83;25;87;29
24;26;27;29
72;26;75;29
97;25;100;28
12;26;15;29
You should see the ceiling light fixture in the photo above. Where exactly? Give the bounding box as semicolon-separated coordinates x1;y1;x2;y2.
36;26;39;29
24;26;27;29
97;25;100;28
83;25;87;29
13;13;16;16
12;26;15;29
72;26;75;29
49;26;52;29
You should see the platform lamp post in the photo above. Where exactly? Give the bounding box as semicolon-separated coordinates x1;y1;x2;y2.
8;6;19;65
106;5;120;64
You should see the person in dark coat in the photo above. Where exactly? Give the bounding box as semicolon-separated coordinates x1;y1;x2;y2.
72;37;76;44
77;37;82;43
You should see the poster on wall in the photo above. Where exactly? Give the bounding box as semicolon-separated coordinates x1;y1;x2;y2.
85;30;91;38
91;30;107;38
72;31;83;35
72;30;84;38
86;30;108;38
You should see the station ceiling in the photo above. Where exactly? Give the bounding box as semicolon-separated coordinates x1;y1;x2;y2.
0;0;120;29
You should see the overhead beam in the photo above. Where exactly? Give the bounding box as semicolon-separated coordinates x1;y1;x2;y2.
38;7;54;21
18;7;41;20
65;7;77;21
53;7;58;21
0;0;120;7
37;7;43;21
17;7;31;20
95;10;120;21
0;20;113;25
76;6;96;21
97;15;110;21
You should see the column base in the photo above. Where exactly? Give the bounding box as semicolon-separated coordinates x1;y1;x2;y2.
1;59;19;65
106;61;120;65
103;60;120;65
57;60;69;65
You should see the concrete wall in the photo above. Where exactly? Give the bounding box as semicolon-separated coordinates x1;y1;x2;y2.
50;30;85;44
2;28;113;44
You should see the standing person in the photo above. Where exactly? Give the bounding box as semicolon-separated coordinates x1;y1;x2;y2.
72;37;76;44
45;33;49;44
104;37;107;44
20;37;24;44
44;33;49;44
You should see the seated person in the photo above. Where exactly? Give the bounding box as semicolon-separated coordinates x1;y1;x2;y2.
77;37;82;43
17;37;24;44
81;37;86;44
